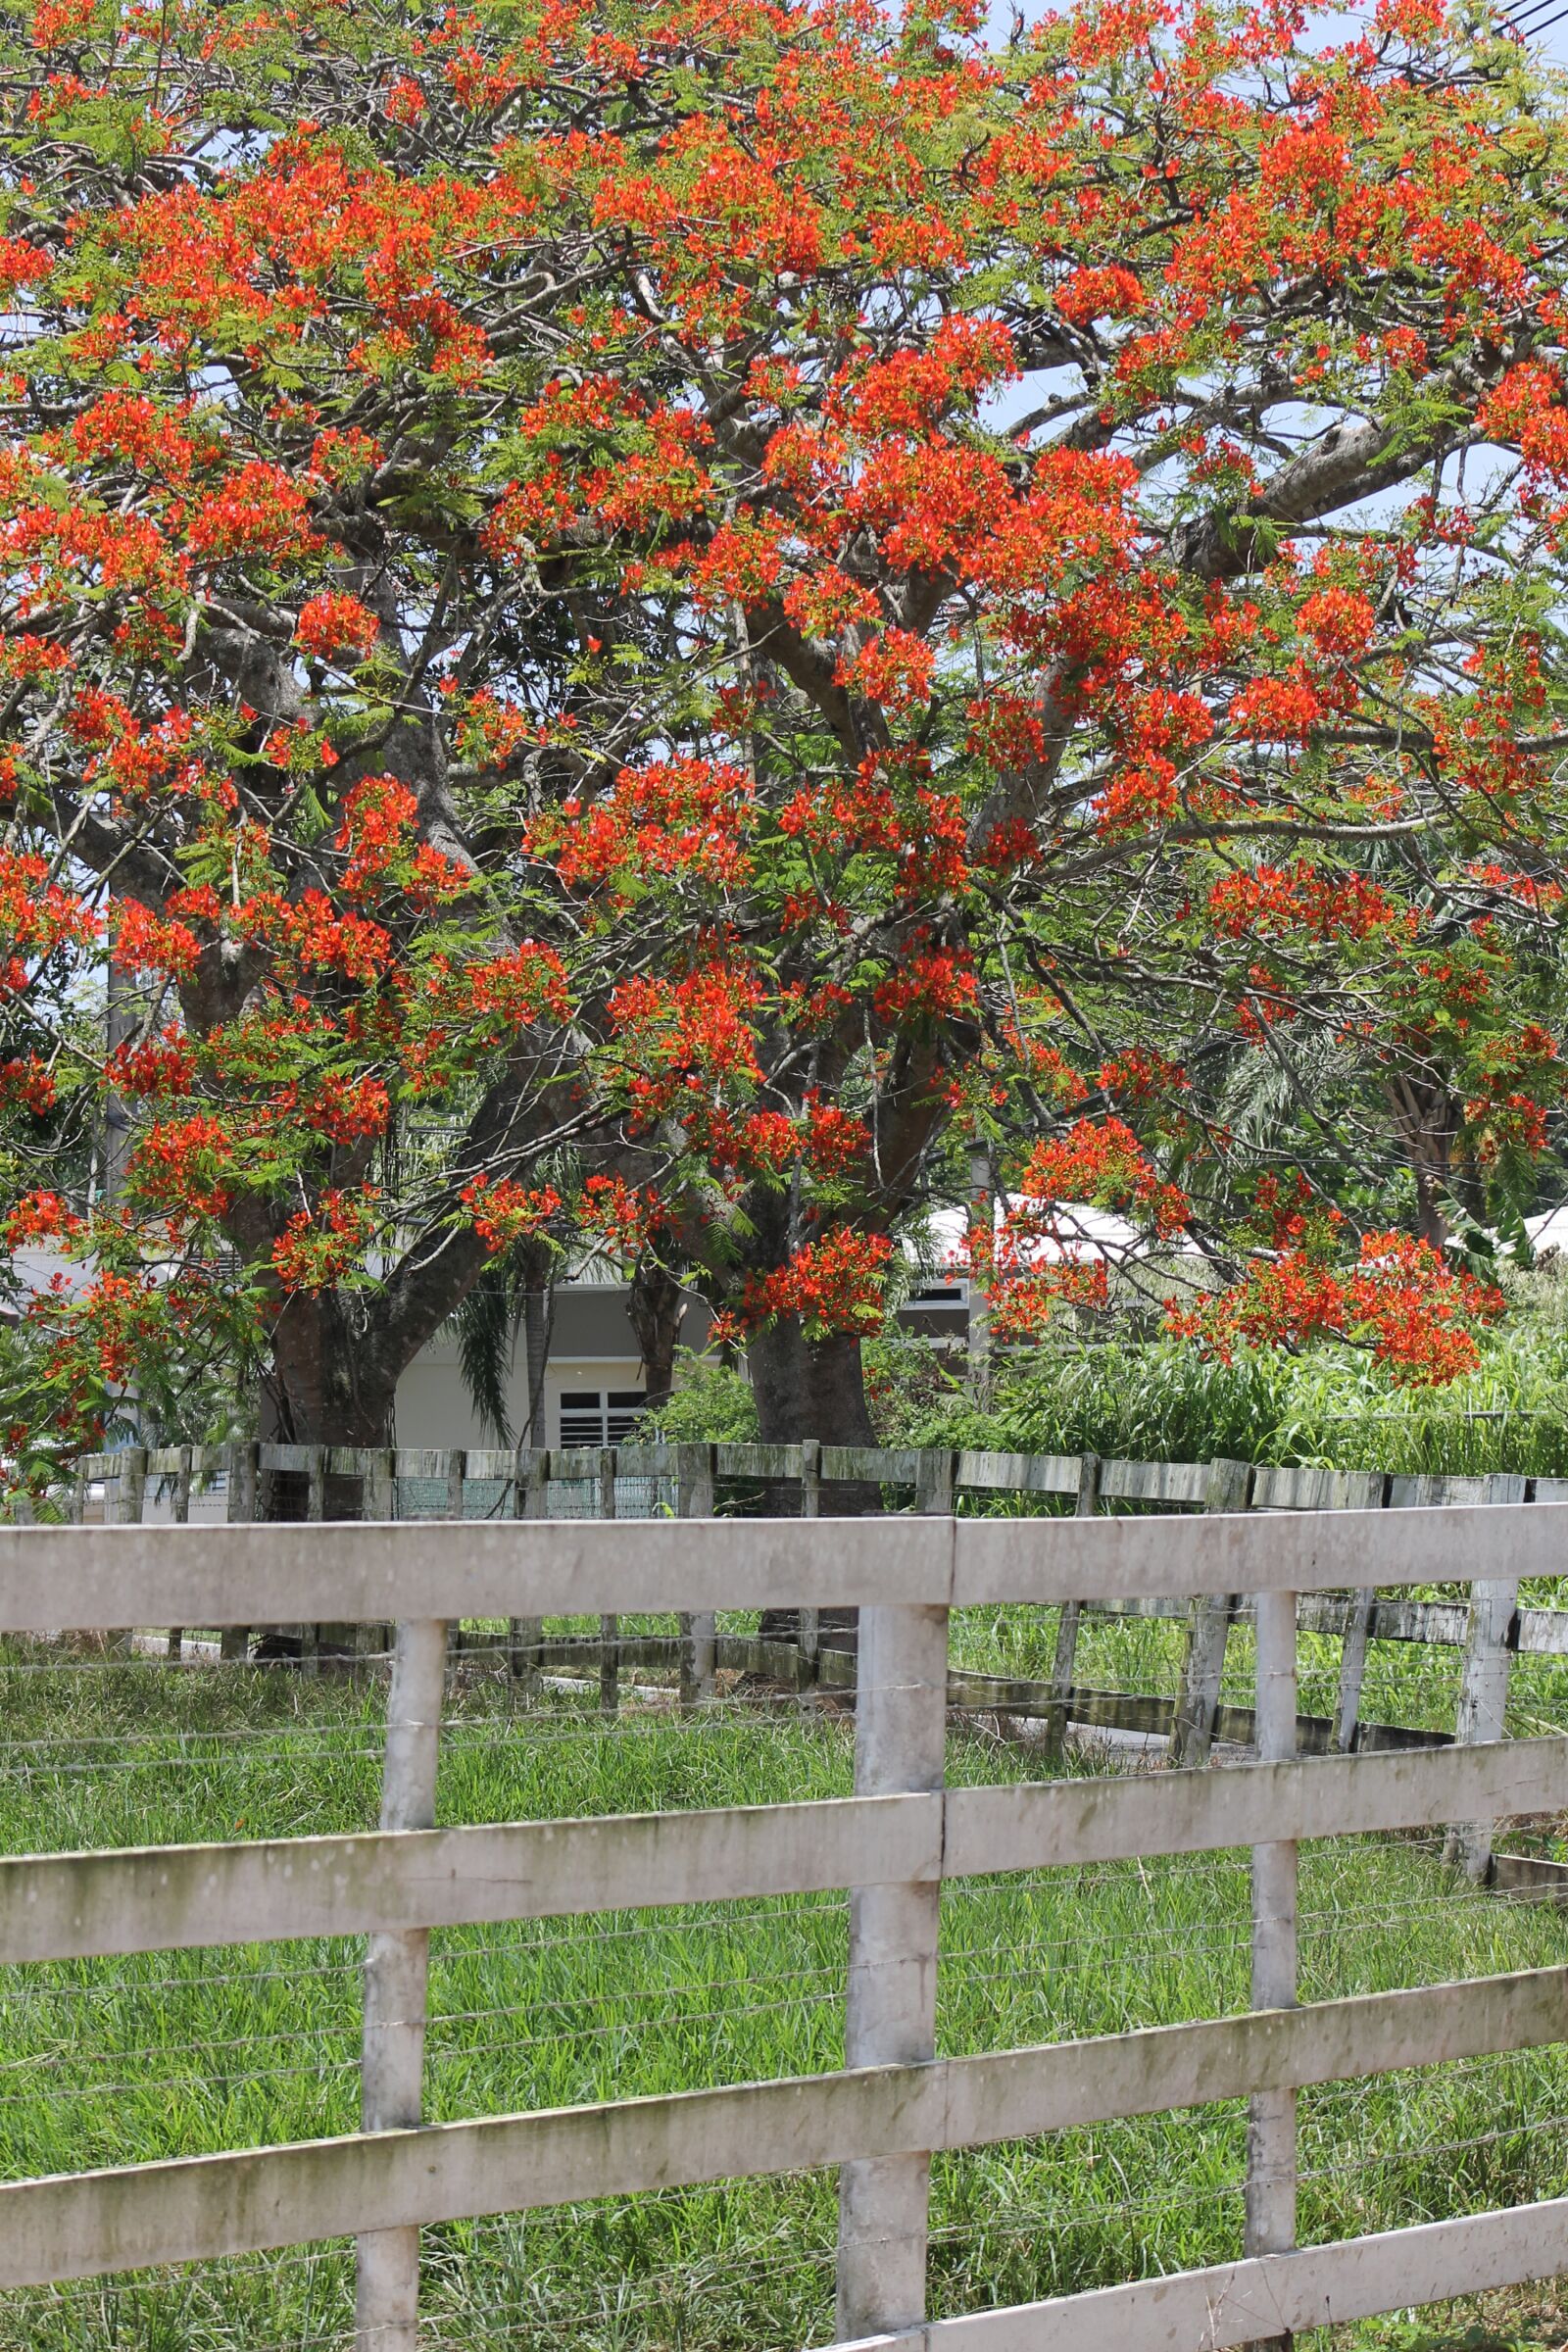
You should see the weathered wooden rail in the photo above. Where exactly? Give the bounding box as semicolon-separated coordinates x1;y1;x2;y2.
53;1440;1568;1874
3;1504;1568;2349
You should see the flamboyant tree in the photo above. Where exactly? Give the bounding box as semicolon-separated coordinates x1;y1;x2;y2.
2;0;1567;1466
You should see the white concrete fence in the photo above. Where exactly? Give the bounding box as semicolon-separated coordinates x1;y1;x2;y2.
4;1503;1568;2346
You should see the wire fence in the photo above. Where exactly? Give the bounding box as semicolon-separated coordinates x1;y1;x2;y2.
2;1484;1568;2347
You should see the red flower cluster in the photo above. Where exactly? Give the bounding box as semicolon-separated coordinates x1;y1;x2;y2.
989;1259;1110;1341
578;1174;666;1259
1208;862;1404;944
4;1190;84;1246
271;1188;380;1293
1170;1235;1504;1385
297;592;378;662
539;758;755;894
462;1176;564;1254
107;1027;196;1100
0;1056;56;1115
1016;1120;1191;1239
740;1231;893;1341
335;774;418;900
129;1115;235;1219
610;961;764;1128
189;462;319;564
462;944;571;1036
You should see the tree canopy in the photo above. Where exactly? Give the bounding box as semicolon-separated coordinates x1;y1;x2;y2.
3;0;1568;1466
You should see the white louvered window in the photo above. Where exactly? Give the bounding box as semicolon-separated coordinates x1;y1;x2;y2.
559;1389;646;1446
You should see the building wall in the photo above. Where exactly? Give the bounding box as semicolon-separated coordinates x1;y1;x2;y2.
392;1282;968;1448
393;1284;717;1448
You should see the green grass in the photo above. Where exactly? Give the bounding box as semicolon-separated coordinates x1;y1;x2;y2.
1;1636;1567;2351
863;1314;1568;1483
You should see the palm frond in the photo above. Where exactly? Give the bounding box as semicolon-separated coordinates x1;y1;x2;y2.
455;1258;525;1446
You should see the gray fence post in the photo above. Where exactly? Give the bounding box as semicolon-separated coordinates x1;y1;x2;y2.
1246;1581;1298;2342
835;1599;948;2340
441;1449;467;1663
364;1448;396;1526
1444;1472;1527;1880
360;1449;396;1670
1333;1589;1377;1754
1329;1473;1391;1753
799;1438;822;1700
292;1445;326;1674
677;1443;716;1711
219;1442;257;1662
913;1447;955;1516
316;1446;362;1666
356;1616;446;2352
1169;1457;1253;1765
166;1445;192;1660
509;1447;547;1694
600;1448;619;1714
106;1446;147;1658
1046;1451;1100;1754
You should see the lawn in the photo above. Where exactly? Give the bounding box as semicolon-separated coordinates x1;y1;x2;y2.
1;1623;1565;2351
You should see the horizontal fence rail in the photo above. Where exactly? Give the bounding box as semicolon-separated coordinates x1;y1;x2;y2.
8;1498;1568;1623
6;1966;1566;2290
835;2195;1568;2352
6;1500;1568;2347
44;1438;1568;1798
4;1736;1565;1966
62;1436;1568;1511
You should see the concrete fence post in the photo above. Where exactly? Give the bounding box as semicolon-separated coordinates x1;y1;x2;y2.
834;1599;949;2340
1326;1472;1392;1752
1169;1457;1254;1765
356;1616;446;2352
1046;1450;1100;1754
1333;1589;1377;1754
509;1447;548;1693
1246;1582;1299;2348
106;1445;147;1658
219;1442;258;1662
799;1438;823;1701
166;1444;192;1661
442;1449;467;1664
360;1449;396;1671
295;1445;327;1674
913;1447;955;1517
599;1448;620;1714
677;1443;716;1711
1445;1472;1527;1880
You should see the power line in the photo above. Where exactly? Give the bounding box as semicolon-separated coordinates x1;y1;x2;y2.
1498;0;1568;36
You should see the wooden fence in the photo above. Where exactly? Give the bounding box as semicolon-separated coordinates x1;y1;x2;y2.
54;1439;1568;1865
4;1503;1568;2348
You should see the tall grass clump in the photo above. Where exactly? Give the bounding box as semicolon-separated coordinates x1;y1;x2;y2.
650;1268;1568;1481
868;1325;1568;1479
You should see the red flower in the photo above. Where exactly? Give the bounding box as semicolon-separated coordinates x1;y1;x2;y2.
741;1231;893;1341
297;592;378;663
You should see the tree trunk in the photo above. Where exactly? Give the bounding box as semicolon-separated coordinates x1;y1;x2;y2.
748;1318;877;1448
628;1257;686;1412
1385;1071;1479;1249
103;954;137;1206
259;1293;400;1539
264;1291;400;1451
